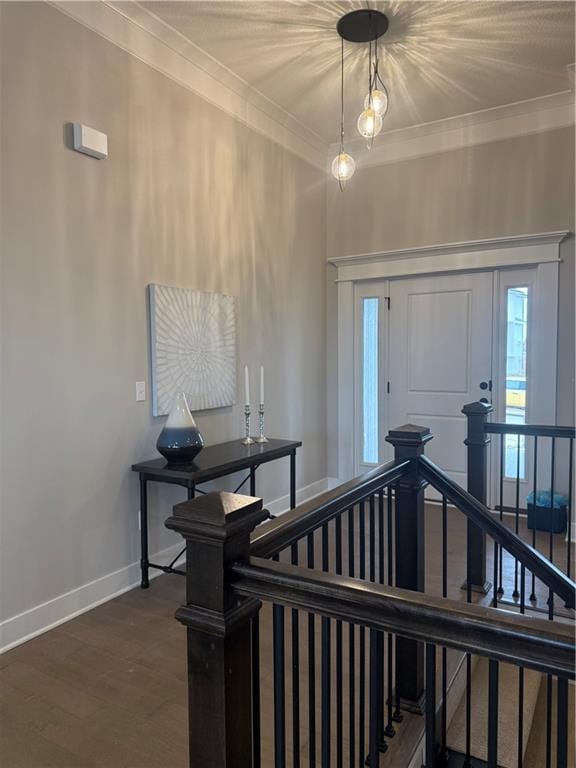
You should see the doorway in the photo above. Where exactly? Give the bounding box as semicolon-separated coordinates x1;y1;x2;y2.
353;266;558;504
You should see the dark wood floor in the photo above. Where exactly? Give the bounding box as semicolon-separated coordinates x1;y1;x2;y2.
0;504;572;768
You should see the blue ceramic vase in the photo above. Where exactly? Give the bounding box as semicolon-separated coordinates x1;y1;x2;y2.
156;392;204;464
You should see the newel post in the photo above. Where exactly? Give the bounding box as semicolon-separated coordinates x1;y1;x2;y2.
165;491;268;768
462;401;494;594
386;424;433;713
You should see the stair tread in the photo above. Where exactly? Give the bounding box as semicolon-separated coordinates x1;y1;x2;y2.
446;658;541;768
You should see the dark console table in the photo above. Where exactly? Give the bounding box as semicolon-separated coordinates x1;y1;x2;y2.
132;438;301;588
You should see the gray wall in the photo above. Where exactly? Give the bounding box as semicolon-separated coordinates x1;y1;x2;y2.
1;2;573;631
326;128;575;477
0;2;327;624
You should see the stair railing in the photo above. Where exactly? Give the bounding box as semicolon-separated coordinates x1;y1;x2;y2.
462;401;575;611
165;421;575;768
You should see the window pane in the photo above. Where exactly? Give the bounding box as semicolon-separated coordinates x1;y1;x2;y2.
505;287;528;479
363;298;379;464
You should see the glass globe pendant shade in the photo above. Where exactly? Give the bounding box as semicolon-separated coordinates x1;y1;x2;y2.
357;106;383;140
364;88;389;117
331;151;356;183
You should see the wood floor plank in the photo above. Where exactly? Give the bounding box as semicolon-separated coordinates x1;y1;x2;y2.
1;502;572;768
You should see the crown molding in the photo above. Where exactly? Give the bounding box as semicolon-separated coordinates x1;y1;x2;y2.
49;0;327;170
49;1;573;176
327;91;575;171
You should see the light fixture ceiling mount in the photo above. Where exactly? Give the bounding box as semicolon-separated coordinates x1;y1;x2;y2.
336;9;389;44
331;9;390;189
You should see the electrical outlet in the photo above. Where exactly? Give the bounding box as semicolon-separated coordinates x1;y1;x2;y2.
135;381;146;402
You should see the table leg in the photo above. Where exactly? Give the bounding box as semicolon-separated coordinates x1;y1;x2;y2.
290;451;296;509
139;475;150;589
250;468;256;497
187;483;195;501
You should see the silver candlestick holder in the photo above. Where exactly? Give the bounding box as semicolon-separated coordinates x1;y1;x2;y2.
241;405;254;445
255;403;268;443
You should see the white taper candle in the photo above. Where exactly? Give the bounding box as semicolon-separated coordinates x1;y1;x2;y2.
260;365;264;405
244;365;250;406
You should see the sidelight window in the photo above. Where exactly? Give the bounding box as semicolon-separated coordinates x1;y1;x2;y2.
362;297;379;465
504;287;528;479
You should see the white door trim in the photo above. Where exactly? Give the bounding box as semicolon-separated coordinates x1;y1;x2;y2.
332;232;568;482
328;231;568;283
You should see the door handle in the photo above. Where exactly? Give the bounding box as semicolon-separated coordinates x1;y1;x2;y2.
479;381;489;390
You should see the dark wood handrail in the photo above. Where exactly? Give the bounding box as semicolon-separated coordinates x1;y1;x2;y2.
419;455;576;608
485;422;576;439
250;457;411;558
231;558;575;677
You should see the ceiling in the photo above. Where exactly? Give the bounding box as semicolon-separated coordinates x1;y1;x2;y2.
133;0;575;144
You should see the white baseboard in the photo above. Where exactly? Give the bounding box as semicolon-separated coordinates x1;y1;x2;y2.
0;476;339;654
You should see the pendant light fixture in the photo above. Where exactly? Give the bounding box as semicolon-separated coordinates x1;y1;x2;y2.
332;9;390;187
331;37;356;188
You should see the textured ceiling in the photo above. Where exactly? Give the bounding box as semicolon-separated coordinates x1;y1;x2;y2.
138;1;575;142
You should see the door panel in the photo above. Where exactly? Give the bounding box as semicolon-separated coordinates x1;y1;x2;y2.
389;273;493;491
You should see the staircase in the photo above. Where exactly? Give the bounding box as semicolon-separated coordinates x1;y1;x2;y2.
447;659;542;767
163;408;575;768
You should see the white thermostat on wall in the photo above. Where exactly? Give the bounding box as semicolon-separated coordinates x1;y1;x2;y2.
72;123;108;159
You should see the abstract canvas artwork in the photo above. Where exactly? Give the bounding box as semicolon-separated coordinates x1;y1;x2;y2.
149;284;237;416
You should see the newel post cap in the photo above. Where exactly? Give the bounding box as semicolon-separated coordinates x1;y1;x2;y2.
385;423;433;448
165;491;268;541
462;401;494;417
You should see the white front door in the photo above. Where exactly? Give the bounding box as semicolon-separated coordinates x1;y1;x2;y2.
388;272;494;491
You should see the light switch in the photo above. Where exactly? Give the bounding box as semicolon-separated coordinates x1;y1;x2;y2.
135;381;146;402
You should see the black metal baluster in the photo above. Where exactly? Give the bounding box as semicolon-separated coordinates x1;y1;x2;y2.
530;436;538;602
307;533;316;768
369;630;380;768
566;439;573;581
291;543;300;768
425;643;436;768
498;435;504;596
546;673;552;768
369;495;376;583
556;676;568;768
549;440;556;620
273;598;286;768
492;540;499;608
377;491;386;753
321;524;330;768
546;583;554;768
347;508;356;768
335;515;343;768
487;659;499;768
252;614;261;768
378;491;385;585
441;495;448;762
359;501;366;765
465;653;472;767
513;434;521;599
518;566;526;768
549;438;556;567
517;667;524;768
491;435;500;607
465;487;472;768
368;494;385;759
386;489;397;734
